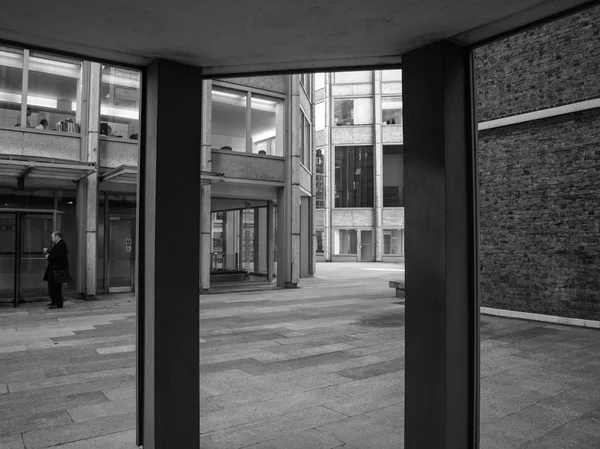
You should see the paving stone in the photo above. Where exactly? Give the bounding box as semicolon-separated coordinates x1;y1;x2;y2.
245;429;344;449
0;391;108;421
22;411;136;449
102;385;136;401
45;430;137;448
0;409;73;437
200;406;347;449
0;434;25;449
8;367;135;393
337;357;404;379
67;397;135;422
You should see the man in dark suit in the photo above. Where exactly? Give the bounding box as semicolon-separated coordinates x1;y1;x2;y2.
43;231;69;309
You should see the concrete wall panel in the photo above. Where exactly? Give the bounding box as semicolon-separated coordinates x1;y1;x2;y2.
382;82;403;95
218;76;285;94
332;209;374;227
382;208;405;227
99;139;139;168
0;129;81;161
382;126;403;144
332;126;373;145
332;84;373;97
212;150;285;182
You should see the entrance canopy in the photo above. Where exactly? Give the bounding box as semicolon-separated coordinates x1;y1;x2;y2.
99;165;138;185
0;0;591;74
0;157;95;183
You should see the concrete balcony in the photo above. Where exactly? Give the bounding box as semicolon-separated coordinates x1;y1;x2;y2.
99;137;139;168
211;149;284;184
0;127;81;161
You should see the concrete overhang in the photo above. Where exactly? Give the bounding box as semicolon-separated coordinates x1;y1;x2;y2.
0;157;95;183
0;1;594;75
99;165;138;184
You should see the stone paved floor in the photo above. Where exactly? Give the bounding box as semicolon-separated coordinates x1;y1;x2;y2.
0;262;599;448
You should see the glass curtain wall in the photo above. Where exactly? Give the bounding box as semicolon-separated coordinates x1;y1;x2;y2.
335;146;374;208
334;98;373;126
0;46;23;127
0;47;82;132
100;65;140;139
382;145;404;207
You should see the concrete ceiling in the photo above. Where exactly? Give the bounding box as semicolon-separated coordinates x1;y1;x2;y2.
0;0;593;76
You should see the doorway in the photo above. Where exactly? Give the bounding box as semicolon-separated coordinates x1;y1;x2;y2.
359;229;374;262
0;210;62;306
108;216;134;292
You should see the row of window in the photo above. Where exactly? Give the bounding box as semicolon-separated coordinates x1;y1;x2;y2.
314;145;403;209
314;70;402;89
0;46;140;139
315;97;402;130
316;228;405;255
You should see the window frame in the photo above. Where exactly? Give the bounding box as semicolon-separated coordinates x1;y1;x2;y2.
211;80;286;157
333;96;374;126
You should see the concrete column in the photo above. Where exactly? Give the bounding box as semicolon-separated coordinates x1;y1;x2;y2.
403;41;480;448
85;62;101;298
323;73;332;261
276;187;286;287
137;59;200;448
373;70;384;262
267;200;274;282
290;76;301;286
200;80;212;291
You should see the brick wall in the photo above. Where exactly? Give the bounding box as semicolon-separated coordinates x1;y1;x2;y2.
475;5;600;122
478;109;600;320
476;5;600;320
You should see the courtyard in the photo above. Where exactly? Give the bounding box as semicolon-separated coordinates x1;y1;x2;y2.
0;263;599;448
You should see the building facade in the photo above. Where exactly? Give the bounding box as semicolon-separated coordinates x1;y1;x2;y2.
314;70;405;263
0;44;313;306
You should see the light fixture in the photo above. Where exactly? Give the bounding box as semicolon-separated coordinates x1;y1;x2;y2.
67;201;73;205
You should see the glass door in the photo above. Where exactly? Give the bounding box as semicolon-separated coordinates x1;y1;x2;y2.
21;214;54;299
108;217;134;291
359;229;374;262
0;213;16;305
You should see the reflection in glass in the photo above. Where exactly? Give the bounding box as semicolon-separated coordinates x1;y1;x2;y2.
100;65;140;140
382;97;402;125
335;146;374;208
315;102;325;131
212;87;248;153
334;229;357;254
315;148;325;209
28;53;82;133
334;98;373;126
384;229;404;255
383;145;404;207
301;112;311;166
382;69;402;82
315;73;325;91
0;47;23;128
334;71;372;84
316;229;324;253
251;93;283;156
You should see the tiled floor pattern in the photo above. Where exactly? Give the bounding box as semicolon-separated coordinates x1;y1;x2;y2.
0;263;599;448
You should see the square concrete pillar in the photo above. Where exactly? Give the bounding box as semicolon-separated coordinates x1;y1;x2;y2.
403;41;480;448
137;59;200;448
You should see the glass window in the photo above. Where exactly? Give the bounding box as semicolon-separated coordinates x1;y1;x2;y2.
300;74;312;98
301;112;311;166
334;229;357;254
335;146;373;208
211;86;247;153
334;98;373;126
382;97;402;125
384;229;404;255
27;53;82;133
315;148;325;209
251;93;283;156
316;229;324;253
0;47;23;128
100;65;140;140
383;145;404;207
334;71;372;84
315;102;325;131
315;73;325;91
382;69;402;82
